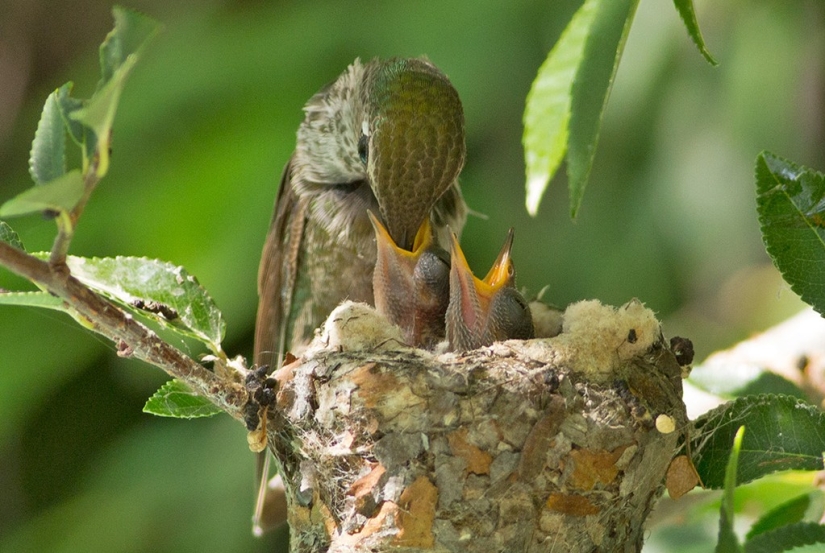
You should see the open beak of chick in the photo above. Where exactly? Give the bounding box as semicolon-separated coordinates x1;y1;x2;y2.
369;211;450;349
446;228;534;351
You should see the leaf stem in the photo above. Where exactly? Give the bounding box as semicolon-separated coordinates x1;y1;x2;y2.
49;210;75;266
49;162;99;266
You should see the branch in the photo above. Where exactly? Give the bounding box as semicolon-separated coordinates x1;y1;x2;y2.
0;240;246;420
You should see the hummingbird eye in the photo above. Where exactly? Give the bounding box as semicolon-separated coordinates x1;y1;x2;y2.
357;134;368;164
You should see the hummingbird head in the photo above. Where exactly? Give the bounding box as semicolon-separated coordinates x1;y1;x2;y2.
292;58;465;252
362;58;465;251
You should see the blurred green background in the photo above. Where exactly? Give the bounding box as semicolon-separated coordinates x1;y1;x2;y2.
0;0;821;551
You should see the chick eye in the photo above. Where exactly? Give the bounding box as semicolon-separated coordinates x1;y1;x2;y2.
357;134;368;164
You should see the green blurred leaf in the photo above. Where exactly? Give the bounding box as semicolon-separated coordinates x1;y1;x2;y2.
0;289;97;330
70;69;130;177
567;0;640;217
690;365;806;400
62;255;225;352
29;86;68;185
691;395;825;489
756;152;825;316
737;372;806;400
54;81;89;150
717;426;744;553
143;379;222;418
758;543;825;553
744;522;825;553
523;0;598;216
71;6;160;177
0;169;84;217
0;221;25;250
672;0;718;66
747;493;812;540
0;291;66;311
100;6;161;83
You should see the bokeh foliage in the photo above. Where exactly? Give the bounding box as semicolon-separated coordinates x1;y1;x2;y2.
0;0;822;551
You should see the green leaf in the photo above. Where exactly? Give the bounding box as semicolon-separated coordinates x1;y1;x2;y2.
70;66;132;177
143;379;222;418
756;152;825;316
71;6;160;177
54;82;89;150
0;220;25;250
0;169;85;218
0;290;97;330
735;372;806;400
523;0;598;216
0;290;66;311
716;426;744;553
763;544;825;553
747;493;813;540
29;86;68;185
62;255;225;352
100;6;161;83
691;395;825;489
672;0;718;66
567;0;640;217
744;522;825;553
691;363;806;400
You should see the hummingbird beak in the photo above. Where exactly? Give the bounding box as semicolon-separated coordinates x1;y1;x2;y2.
482;228;515;290
369;210;432;264
367;211;432;345
447;229;530;351
448;230;514;330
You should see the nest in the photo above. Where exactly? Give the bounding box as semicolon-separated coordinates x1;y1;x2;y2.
266;300;689;553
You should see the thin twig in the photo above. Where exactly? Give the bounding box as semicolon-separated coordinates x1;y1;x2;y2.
0;240;246;420
49;162;100;267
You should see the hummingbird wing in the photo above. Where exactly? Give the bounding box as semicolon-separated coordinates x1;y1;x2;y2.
252;157;307;534
255;157;308;370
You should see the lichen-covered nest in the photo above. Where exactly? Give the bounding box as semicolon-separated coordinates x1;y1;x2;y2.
265;299;689;553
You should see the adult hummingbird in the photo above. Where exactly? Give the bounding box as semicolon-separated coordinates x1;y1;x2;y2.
446;229;534;351
252;57;467;533
254;57;467;369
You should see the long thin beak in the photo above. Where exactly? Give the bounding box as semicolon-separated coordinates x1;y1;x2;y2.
368;210;432;262
447;229;522;351
369;211;438;345
449;229;514;312
483;228;515;288
447;231;485;335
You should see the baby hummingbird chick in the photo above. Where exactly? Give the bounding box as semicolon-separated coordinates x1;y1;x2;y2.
446;228;534;351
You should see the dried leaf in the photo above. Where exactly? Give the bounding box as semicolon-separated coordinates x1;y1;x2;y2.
666;454;699;500
350;363;398;408
519;396;565;480
546;493;600;516
447;427;493;476
569;446;626;490
348;464;387;499
394;476;438;548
